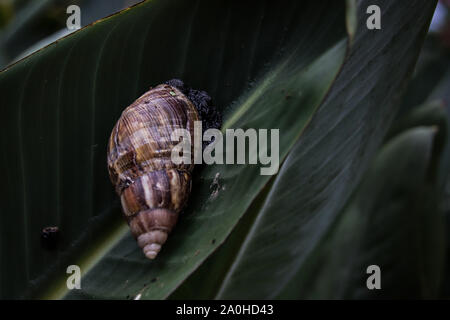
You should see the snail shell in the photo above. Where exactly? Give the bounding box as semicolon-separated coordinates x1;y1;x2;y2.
107;83;199;259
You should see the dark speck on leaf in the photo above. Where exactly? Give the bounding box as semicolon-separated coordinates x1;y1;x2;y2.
211;239;216;244
151;278;157;283
41;226;60;250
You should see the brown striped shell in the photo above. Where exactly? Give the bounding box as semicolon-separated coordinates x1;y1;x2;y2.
107;84;199;259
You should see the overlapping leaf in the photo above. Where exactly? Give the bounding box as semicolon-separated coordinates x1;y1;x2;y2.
0;0;351;299
0;0;438;299
289;125;446;299
172;0;439;299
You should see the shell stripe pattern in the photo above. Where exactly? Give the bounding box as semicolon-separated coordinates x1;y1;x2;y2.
107;84;199;259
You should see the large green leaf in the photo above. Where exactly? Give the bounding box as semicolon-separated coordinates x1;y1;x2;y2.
0;0;141;68
171;0;439;299
392;31;450;298
0;0;438;299
408;35;450;299
289;126;446;299
10;0;143;65
0;0;57;66
395;34;450;185
0;0;352;299
398;35;450;119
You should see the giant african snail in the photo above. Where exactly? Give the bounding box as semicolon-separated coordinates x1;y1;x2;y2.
107;79;221;259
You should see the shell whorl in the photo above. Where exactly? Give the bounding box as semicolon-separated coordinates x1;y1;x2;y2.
107;84;199;259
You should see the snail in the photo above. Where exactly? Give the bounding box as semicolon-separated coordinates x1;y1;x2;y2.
107;79;221;259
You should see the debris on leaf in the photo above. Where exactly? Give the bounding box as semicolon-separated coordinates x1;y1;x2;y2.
209;172;221;201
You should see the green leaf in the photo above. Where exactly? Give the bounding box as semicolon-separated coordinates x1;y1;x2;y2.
0;0;141;68
171;0;439;299
406;33;450;299
0;0;438;299
395;34;450;187
387;100;447;140
0;0;54;64
290;126;446;299
0;0;351;299
398;35;450;118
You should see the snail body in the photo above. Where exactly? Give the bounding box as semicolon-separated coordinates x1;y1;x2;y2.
107;80;220;259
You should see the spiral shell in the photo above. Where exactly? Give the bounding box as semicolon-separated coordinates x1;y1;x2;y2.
107;83;199;259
